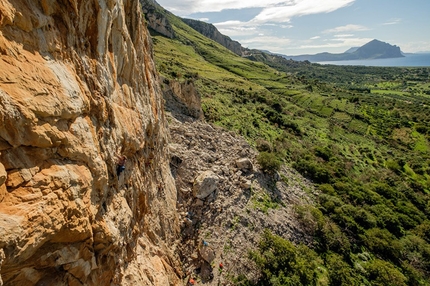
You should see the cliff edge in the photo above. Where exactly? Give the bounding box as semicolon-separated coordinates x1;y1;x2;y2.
0;0;180;285
182;18;245;56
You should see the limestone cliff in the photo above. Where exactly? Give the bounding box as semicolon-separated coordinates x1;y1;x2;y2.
0;0;180;285
161;78;203;120
140;0;174;39
181;18;245;56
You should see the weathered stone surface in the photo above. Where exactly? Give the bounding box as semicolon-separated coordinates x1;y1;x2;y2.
236;158;253;170
162;78;203;119
182;18;245;56
140;0;175;38
193;171;219;199
199;245;216;263
0;163;6;186
0;0;180;285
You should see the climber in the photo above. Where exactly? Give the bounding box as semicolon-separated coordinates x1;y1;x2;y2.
188;277;196;285
116;155;127;176
219;262;224;269
202;240;208;246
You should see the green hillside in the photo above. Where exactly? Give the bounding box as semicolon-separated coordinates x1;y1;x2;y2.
149;10;430;286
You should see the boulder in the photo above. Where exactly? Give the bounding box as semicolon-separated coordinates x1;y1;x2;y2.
241;180;252;189
235;158;253;170
193;171;219;199
199;245;216;263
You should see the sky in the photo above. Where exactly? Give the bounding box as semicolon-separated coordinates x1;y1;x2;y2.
155;0;430;55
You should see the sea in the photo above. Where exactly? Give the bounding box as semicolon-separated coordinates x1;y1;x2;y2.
316;53;430;67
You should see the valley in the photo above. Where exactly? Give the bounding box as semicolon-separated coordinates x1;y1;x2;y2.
149;4;430;285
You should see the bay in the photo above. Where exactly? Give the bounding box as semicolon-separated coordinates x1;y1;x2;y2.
317;53;430;67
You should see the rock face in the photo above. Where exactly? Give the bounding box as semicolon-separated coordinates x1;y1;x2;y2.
182;18;245;56
162;78;204;120
140;0;175;38
0;0;180;285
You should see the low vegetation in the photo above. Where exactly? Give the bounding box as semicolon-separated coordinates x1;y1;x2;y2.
150;11;430;285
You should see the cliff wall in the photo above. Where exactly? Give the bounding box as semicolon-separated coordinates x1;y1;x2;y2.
0;0;180;285
140;0;174;38
181;19;245;56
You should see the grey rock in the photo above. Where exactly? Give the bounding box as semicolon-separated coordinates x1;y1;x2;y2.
235;158;253;170
193;171;219;199
199;245;216;263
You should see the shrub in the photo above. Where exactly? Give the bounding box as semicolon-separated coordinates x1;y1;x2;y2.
364;259;407;286
326;253;359;285
257;152;281;173
256;139;272;152
293;159;331;184
250;230;323;286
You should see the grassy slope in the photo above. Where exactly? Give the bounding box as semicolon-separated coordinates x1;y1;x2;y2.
151;12;430;286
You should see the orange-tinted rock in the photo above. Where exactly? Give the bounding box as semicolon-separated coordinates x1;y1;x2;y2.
0;0;180;285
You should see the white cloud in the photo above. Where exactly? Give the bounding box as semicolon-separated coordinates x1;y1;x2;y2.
400;41;430;53
199;18;210;22
334;34;354;38
240;36;292;52
251;0;355;23
300;37;373;50
215;20;259;37
383;18;401;25
310;36;321;40
157;0;356;21
157;0;290;15
323;24;369;33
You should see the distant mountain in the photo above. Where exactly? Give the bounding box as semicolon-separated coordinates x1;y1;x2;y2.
355;39;403;59
285;39;404;62
344;47;359;53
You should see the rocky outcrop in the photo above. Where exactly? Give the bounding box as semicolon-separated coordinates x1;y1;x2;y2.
140;0;175;38
162;78;204;120
0;0;180;285
182;18;245;56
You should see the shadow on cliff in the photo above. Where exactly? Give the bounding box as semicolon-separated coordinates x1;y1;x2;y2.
161;77;204;122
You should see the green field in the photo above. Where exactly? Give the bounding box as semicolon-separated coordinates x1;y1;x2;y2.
151;9;430;285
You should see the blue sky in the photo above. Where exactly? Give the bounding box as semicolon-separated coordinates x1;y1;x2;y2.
155;0;430;55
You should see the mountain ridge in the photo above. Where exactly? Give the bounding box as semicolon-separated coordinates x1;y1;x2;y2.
181;18;245;56
283;39;404;62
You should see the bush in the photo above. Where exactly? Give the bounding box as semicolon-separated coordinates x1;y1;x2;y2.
256;139;272;152
364;259;407;286
250;230;323;286
257;152;281;173
326;253;359;285
293;159;331;183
